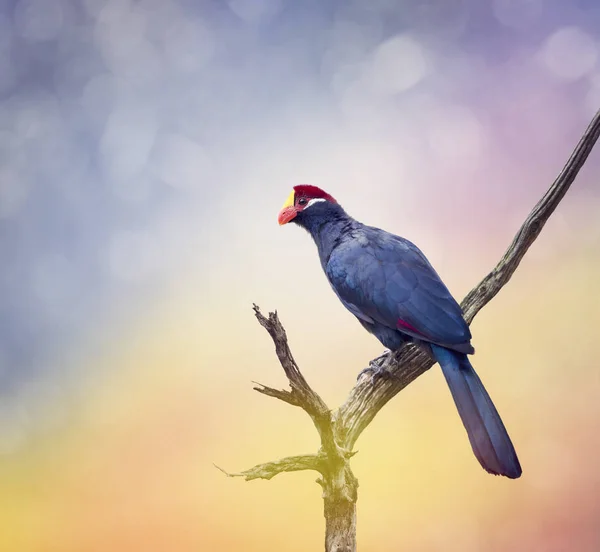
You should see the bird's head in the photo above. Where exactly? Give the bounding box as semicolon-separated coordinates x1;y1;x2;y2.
277;185;339;226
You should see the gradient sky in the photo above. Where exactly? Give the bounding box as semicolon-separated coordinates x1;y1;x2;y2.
1;0;600;550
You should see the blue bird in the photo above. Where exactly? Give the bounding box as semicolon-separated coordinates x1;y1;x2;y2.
278;185;521;479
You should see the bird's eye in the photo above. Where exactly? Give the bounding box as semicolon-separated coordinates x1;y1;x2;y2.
298;198;308;206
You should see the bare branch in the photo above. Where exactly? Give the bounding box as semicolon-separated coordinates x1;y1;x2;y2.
252;304;344;461
252;304;324;411
224;110;600;552
252;382;300;406
337;108;600;450
462;110;600;322
214;454;324;481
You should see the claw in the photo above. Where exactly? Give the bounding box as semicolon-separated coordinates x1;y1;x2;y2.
375;348;391;362
357;359;390;385
357;349;395;385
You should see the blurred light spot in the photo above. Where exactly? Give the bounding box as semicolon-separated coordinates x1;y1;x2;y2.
14;0;64;42
228;0;282;25
163;19;214;73
40;135;88;191
107;231;161;282
110;173;152;203
100;106;157;181
151;208;201;269
540;26;598;80
53;55;100;101
14;94;61;143
0;166;28;219
427;105;485;162
332;18;383;58
493;0;543;30
137;0;184;39
330;62;363;99
410;0;469;39
323;19;383;83
95;2;160;80
80;73;123;124
324;20;385;100
368;35;429;95
152;133;213;192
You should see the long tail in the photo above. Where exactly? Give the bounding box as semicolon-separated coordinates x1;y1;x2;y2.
431;344;522;479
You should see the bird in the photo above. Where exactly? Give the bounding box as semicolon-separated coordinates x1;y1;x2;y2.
277;184;522;479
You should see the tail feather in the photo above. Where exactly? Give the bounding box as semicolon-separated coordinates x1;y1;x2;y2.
431;344;522;479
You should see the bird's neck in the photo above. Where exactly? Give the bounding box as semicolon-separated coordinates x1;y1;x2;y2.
301;208;356;267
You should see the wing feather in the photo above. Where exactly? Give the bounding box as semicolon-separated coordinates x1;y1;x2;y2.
325;226;472;352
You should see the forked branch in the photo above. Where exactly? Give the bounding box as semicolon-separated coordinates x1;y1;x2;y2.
220;109;600;552
252;305;346;461
336;108;600;450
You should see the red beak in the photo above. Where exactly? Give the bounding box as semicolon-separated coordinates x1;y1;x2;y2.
278;206;297;225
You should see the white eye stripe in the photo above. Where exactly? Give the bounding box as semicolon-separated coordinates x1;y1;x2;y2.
305;198;326;208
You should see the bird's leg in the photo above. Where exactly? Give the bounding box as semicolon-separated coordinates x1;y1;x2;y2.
357;349;392;385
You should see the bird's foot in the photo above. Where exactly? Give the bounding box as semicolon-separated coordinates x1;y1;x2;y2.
357;358;391;386
373;348;391;363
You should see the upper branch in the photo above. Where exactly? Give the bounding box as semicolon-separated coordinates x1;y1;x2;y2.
244;109;600;465
461;109;600;322
336;108;600;450
252;305;344;460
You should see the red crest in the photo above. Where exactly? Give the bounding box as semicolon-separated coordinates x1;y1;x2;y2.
293;185;337;204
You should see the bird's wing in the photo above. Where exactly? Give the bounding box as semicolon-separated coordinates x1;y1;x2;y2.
325;227;472;352
328;283;376;324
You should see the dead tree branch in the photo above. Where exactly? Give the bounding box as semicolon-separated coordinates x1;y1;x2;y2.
336;109;600;451
252;305;347;461
219;109;600;552
214;454;324;481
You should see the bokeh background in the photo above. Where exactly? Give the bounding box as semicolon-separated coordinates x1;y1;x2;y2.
1;0;600;550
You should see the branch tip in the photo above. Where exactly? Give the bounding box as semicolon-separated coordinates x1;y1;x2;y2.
213;463;240;478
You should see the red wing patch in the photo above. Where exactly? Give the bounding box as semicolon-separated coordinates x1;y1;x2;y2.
397;318;424;335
